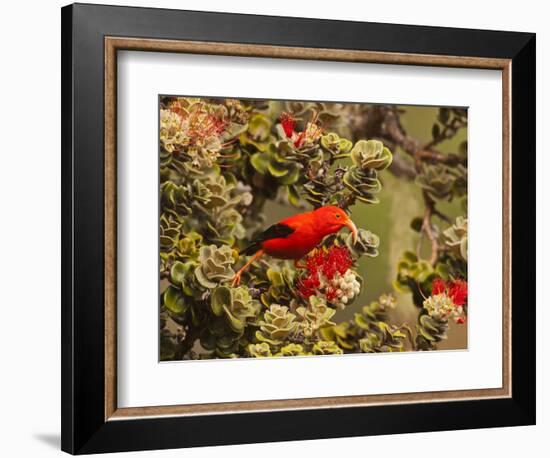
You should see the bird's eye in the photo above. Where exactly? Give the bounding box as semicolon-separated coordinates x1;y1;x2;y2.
335;214;341;218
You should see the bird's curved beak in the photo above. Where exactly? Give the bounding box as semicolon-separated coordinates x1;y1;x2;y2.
345;219;358;244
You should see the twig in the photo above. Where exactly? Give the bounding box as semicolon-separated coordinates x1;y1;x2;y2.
416;230;425;259
421;191;440;266
378;106;421;156
423;116;467;150
432;207;452;224
369;106;464;174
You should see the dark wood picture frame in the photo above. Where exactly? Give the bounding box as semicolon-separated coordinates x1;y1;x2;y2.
62;3;536;454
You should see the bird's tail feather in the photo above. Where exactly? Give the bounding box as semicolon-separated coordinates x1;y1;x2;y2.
240;242;261;256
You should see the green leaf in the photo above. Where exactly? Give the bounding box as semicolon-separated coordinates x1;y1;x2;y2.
459;140;468;157
278;166;300;185
160;235;175;249
403;251;419;263
248;113;271;141
416;264;434;283
170;261;187;285
250;153;269;174
432;123;441;140
420;315;440;334
410;217;424;232
287;185;300;206
255;330;280;346
338;138;353;153
336;336;355;350
217;333;240;349
354;314;370;330
200;330;217;350
435;262;451;279
163;286;187;314
460;238;468;260
160;334;177;360
418;326;436;342
223;306;246;333
438;107;450;124
267;160;290;177
355;195;379;204
194;266;217;289
211;286;231;316
332;325;349;338
224;122;248;139
267;268;284;287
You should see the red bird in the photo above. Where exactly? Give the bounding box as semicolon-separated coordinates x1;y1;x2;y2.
232;206;358;286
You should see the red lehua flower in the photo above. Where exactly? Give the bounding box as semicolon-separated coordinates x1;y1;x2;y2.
325;287;338;302
449;279;468;306
431;278;447;295
297;246;353;299
212;116;229;135
280;112;296;138
186;110;229;145
431;278;468;306
322;246;352;278
293;131;306;148
305;249;325;272
297;274;320;299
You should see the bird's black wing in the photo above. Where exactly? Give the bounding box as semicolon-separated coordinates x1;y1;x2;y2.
259;223;295;241
240;223;295;255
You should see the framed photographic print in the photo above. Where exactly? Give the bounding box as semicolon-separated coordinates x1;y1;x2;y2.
61;3;536;454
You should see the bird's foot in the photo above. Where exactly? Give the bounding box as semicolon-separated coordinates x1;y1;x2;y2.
231;272;241;287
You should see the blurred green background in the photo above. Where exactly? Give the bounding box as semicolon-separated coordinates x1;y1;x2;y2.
263;105;467;350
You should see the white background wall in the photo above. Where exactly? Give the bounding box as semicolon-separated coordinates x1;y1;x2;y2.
0;0;544;456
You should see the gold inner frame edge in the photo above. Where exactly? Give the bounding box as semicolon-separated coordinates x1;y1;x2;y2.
104;36;512;421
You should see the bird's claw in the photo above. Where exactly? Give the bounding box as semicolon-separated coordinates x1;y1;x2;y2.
231;273;241;287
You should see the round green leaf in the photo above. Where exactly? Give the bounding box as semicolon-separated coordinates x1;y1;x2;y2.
163;286;187;314
267;160;290;178
211;286;231;317
250;152;269;174
170;261;187;285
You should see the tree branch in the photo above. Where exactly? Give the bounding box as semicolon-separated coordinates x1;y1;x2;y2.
361;106;464;176
421;191;440;266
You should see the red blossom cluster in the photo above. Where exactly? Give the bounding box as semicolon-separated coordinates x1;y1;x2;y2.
188;113;228;143
279;112;306;148
280;112;296;138
432;278;468;306
298;246;353;299
171;102;229;145
431;278;468;324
